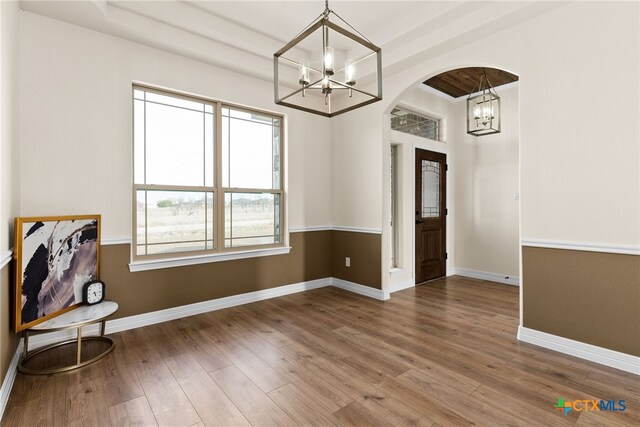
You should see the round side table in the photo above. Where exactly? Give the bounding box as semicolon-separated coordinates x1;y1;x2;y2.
18;301;118;375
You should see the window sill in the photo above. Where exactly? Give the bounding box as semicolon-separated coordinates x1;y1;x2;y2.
128;246;292;272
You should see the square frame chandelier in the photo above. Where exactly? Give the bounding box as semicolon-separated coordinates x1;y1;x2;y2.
467;68;501;136
274;0;382;117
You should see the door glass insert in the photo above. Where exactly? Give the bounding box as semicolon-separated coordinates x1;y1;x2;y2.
421;160;440;218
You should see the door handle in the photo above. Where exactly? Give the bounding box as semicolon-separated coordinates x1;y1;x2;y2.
415;220;424;224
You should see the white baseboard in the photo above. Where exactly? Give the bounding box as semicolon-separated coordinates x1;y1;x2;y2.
2;275;388;420
518;326;640;375
27;277;389;349
0;340;22;421
454;268;520;286
389;280;415;293
331;278;390;300
27;278;332;349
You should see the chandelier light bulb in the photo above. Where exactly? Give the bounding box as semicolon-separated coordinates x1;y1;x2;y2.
299;59;310;86
474;106;481;120
345;59;356;85
322;76;332;105
324;47;335;75
299;59;310;97
322;76;332;91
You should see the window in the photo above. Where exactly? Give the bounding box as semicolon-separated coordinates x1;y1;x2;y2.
133;86;284;259
390;144;399;268
390;107;441;141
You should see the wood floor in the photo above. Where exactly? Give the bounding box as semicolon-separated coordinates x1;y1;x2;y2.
3;276;638;426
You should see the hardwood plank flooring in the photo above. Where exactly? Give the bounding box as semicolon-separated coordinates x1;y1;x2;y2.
3;276;638;426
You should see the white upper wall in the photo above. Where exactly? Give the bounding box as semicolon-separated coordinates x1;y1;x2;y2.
19;11;333;240
454;84;519;276
338;1;639;250
16;1;640;252
0;0;21;256
517;2;639;248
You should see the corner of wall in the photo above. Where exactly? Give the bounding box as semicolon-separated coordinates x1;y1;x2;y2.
0;0;22;398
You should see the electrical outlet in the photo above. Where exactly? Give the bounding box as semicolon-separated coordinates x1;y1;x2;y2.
345;257;351;267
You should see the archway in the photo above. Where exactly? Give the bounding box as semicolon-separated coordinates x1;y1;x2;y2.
381;66;521;304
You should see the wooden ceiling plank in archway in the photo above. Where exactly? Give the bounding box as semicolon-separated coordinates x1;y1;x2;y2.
423;67;519;98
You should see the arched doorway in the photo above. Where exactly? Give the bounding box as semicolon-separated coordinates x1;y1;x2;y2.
382;66;521;297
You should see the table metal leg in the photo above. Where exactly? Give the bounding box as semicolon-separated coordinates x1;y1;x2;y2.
76;326;83;365
23;330;30;358
100;320;106;337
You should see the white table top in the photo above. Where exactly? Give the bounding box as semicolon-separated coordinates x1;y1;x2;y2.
31;301;119;331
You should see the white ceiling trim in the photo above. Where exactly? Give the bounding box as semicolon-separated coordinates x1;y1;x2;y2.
19;1;568;88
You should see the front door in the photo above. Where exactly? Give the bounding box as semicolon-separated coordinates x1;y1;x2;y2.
415;149;446;283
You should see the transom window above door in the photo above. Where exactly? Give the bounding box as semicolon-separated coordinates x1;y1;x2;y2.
390;107;441;142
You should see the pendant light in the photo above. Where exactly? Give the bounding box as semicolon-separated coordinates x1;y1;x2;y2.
274;0;382;117
467;68;501;136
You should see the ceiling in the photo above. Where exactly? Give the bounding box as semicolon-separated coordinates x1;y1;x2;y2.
424;67;519;98
184;1;454;50
18;1;566;87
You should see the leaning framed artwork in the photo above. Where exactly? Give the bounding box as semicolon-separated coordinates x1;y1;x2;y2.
14;215;101;332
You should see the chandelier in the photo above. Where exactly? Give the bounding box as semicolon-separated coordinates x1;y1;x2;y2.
467;68;501;136
274;0;382;117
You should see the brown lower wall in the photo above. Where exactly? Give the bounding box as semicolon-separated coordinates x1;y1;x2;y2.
332;230;382;290
102;231;332;319
1;263;19;383
523;246;640;356
0;229;380;386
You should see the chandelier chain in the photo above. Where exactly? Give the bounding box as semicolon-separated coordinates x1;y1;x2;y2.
329;10;374;44
291;11;325;40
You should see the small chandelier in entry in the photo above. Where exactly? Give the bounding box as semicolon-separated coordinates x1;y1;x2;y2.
274;0;382;117
467;68;501;136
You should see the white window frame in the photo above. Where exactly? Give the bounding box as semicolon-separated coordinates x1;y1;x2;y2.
130;85;288;272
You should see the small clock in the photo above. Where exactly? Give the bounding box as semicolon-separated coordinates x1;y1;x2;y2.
82;280;105;305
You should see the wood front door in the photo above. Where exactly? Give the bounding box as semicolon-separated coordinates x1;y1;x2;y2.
415;149;446;283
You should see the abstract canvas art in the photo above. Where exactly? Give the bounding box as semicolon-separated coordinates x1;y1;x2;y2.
14;215;101;331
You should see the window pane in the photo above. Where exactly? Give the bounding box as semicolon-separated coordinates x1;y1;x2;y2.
206;193;214;250
225;192;280;248
146;91;205;112
222;115;229;187
223;107;280;189
136;190;146;254
223;107;277;126
390;107;440;141
421;160;440;218
205;113;214;187
136;190;215;254
145;102;206;186
133;87;285;257
146;242;209;255
133;89;145;100
133;99;145;184
272;124;281;190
